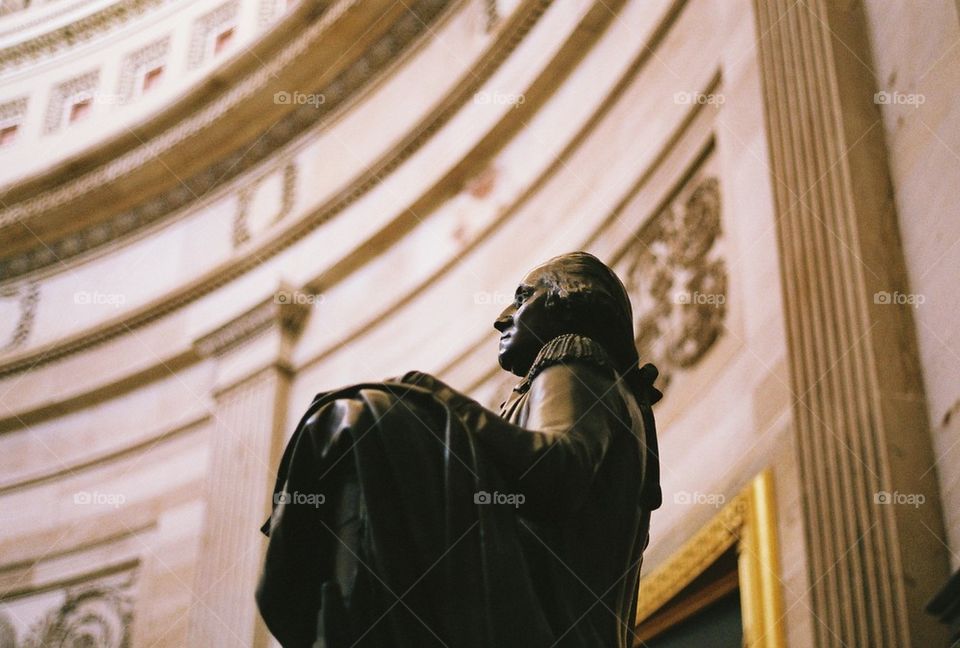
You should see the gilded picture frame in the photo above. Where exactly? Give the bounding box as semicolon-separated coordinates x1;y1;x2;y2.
634;469;786;647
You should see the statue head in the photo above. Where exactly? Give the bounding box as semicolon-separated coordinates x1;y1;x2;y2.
494;251;662;511
494;251;639;379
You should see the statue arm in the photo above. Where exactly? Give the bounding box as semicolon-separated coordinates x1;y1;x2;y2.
419;363;628;519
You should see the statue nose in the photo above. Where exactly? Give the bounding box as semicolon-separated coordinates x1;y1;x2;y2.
494;309;513;332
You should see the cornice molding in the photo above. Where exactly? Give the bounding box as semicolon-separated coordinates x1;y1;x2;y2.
0;0;100;40
1;0;447;279
0;0;180;74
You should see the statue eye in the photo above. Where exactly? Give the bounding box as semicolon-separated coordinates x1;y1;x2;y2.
514;287;532;307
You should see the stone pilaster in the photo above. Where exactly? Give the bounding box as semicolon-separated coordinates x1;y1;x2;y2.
752;1;950;646
187;285;309;648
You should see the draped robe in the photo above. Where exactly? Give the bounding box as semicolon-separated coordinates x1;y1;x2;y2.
256;334;661;648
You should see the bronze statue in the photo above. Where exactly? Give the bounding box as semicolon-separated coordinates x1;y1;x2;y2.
256;251;662;647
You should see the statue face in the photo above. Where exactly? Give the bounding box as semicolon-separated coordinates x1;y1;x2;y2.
494;264;568;377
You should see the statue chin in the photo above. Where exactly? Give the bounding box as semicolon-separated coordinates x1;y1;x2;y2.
497;351;525;377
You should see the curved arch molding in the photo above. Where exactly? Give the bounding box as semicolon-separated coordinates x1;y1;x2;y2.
0;0;454;280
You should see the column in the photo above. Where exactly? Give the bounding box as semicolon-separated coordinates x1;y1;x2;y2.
751;1;951;646
187;285;309;648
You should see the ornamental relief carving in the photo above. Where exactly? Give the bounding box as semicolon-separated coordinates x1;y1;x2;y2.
0;568;137;648
20;587;133;648
43;70;101;134
622;175;726;391
117;36;172;101
187;0;241;70
233;160;298;247
1;280;39;351
483;0;500;32
0;97;27;124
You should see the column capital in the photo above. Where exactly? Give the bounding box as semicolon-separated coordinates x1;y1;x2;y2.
193;282;312;391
